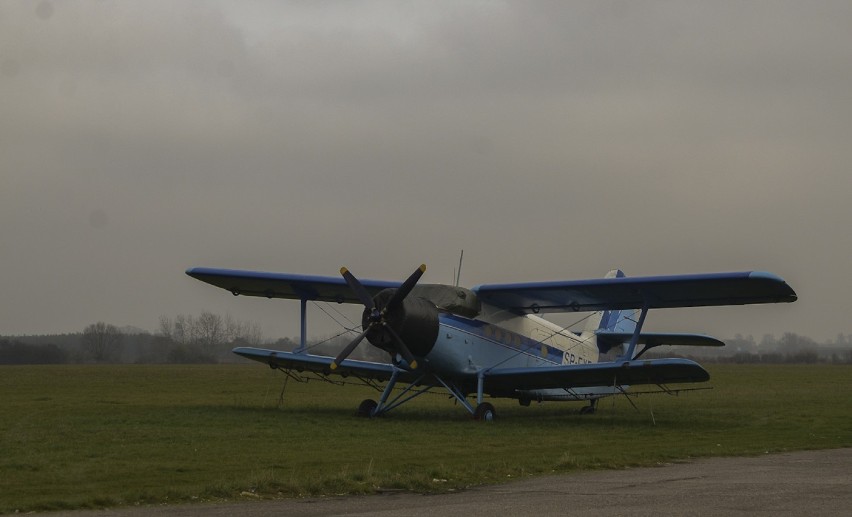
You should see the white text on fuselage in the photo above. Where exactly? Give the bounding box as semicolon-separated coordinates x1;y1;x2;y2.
563;351;592;365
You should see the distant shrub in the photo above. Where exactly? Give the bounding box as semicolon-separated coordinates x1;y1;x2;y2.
166;344;217;364
0;340;69;364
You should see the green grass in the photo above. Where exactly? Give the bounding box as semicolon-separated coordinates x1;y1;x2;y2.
1;364;851;513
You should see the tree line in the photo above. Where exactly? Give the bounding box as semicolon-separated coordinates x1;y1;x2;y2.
2;325;852;365
648;332;852;364
0;312;263;365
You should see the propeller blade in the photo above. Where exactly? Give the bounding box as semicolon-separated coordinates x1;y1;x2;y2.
330;324;372;370
385;264;426;312
340;267;376;311
384;324;419;370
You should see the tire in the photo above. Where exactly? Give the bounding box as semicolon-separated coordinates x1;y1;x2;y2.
473;402;496;422
356;399;378;418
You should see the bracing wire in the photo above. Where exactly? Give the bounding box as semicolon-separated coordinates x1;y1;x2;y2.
288;301;362;354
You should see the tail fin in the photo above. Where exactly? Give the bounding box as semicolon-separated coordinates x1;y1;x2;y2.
598;270;637;331
578;270;636;343
588;269;639;357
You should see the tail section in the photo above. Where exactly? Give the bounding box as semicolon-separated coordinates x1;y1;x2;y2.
582;269;636;337
582;269;639;358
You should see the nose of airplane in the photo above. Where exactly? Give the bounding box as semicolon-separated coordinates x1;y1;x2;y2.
331;265;438;371
363;287;439;360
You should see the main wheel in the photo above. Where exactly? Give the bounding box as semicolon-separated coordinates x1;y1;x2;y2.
473;402;496;422
579;400;597;415
356;398;378;418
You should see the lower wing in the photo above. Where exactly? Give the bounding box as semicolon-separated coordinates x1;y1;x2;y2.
484;358;709;391
233;347;397;381
233;348;709;395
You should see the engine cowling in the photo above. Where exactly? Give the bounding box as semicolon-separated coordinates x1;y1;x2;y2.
363;288;439;358
331;264;434;371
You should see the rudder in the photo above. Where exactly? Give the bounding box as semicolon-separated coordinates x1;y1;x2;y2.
595;269;638;357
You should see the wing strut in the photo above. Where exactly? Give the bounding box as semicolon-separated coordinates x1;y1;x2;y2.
477;370;486;406
623;302;649;361
297;298;308;353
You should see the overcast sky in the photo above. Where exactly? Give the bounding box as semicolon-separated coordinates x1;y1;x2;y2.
2;1;850;344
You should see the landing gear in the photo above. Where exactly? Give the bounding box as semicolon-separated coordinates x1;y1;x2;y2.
579;400;597;415
356;399;378;418
473;402;496;422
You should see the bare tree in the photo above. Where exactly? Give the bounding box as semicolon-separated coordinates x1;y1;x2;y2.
81;322;123;362
225;315;263;346
174;314;194;345
158;315;174;341
195;311;225;355
156;312;264;362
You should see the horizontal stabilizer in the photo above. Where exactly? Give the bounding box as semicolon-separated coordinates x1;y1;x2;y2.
484;358;709;391
597;331;724;351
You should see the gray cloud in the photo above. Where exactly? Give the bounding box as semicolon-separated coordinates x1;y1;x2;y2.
2;1;850;342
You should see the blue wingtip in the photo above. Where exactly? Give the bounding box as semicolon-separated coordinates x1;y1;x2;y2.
186;267;208;278
747;271;784;282
748;271;797;302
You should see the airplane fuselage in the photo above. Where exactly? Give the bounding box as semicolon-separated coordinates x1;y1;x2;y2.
418;310;602;402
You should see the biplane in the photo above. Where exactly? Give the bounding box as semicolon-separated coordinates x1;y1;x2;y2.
186;264;796;420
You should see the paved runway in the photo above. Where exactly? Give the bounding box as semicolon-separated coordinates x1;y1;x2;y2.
43;448;851;516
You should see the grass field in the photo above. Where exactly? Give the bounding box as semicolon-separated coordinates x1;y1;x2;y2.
2;363;851;513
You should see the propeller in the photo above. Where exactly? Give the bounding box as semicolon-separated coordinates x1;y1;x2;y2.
330;264;430;371
340;267;377;315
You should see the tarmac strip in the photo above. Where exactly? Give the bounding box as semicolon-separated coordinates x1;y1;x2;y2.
39;448;852;516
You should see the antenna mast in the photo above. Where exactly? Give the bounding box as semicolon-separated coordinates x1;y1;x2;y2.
455;250;464;287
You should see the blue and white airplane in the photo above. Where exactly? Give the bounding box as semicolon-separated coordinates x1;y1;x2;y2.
186;265;796;421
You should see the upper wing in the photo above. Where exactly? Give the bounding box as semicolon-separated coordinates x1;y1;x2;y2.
484;358;709;391
473;271;796;314
232;347;400;381
186;267;400;303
